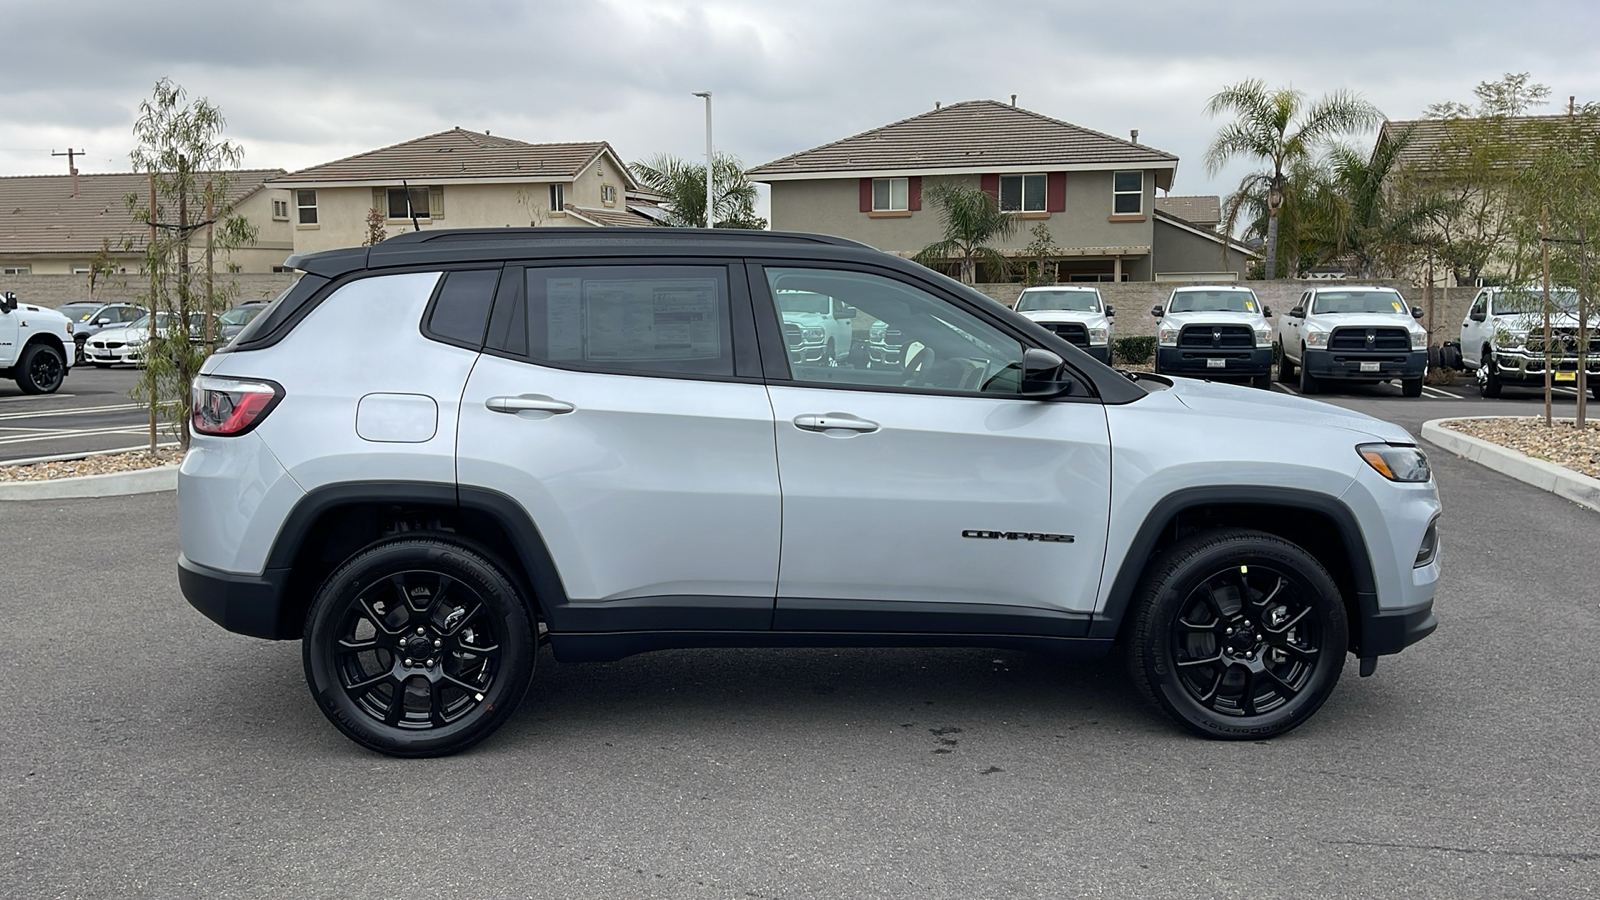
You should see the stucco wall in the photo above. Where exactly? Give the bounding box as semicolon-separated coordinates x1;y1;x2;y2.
1151;218;1252;280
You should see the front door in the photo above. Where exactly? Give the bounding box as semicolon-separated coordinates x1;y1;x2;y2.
456;262;780;627
753;265;1112;631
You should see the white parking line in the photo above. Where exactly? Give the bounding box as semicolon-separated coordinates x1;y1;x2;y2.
1272;384;1300;396
0;425;159;447
1420;386;1461;399
0;402;145;422
0;393;76;404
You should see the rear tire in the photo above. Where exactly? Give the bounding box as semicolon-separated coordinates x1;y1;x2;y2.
1125;528;1348;740
302;536;536;758
15;343;65;394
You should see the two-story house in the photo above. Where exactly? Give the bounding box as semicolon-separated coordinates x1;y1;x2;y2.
748;100;1254;282
269;128;652;256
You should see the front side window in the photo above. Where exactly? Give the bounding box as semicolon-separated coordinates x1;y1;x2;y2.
1113;171;1142;214
999;174;1047;212
872;178;908;211
387;187;430;220
504;265;733;378
296;190;318;225
764;267;1027;395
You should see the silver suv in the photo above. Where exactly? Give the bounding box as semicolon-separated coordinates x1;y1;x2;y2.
179;229;1440;757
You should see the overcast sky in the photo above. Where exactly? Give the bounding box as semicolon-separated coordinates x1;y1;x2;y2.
4;0;1598;214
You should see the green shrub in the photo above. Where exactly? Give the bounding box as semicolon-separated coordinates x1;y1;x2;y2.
1113;336;1156;366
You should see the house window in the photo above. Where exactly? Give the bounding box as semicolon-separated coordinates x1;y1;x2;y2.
296;190;318;225
549;183;565;212
1113;171;1142;215
999;174;1047;213
2;266;29;276
271;199;289;220
72;267;92;275
387;187;430;219
872;178;908;212
602;184;617;205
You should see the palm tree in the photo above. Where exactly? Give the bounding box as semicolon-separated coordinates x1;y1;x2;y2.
629;152;766;229
913;181;1018;284
1206;80;1383;279
1223;155;1331;278
1313;128;1448;278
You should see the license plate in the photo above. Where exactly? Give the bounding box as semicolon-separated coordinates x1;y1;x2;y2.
1555;372;1576;382
1360;361;1380;372
1206;358;1226;368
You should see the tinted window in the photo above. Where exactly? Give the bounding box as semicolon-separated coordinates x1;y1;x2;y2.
426;269;499;347
519;265;733;378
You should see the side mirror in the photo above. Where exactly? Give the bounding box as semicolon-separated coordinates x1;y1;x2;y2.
1469;310;1486;322
96;317;112;325
1262;305;1273;318
1021;347;1075;396
1104;304;1115;317
1289;307;1305;318
0;291;15;314
835;304;856;320
1150;305;1164;317
1411;306;1425;320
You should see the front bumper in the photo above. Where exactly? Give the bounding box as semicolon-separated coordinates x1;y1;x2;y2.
85;343;142;364
1357;598;1437;658
786;338;827;364
1157;346;1271;376
1491;350;1600;385
179;554;297;640
1304;348;1427;380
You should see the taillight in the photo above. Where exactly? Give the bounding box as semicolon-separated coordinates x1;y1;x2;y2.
191;375;283;436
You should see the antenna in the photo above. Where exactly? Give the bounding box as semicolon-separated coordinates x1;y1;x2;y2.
52;148;84;196
401;179;421;233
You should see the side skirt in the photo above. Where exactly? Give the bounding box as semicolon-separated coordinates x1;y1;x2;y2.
548;631;1113;664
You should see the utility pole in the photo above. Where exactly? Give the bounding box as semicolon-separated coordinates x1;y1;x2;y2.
52;148;84;197
692;91;713;228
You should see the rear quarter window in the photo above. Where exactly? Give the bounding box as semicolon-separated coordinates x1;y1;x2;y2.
423;268;501;348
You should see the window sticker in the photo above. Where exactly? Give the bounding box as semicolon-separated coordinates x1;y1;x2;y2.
581;278;720;361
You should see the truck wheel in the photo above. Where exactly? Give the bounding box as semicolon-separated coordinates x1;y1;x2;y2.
1478;349;1502;398
1251;372;1272;391
1125;528;1347;740
75;337;88;365
1401;376;1424;397
303;536;536;758
15;343;66;394
1276;343;1295;382
824;339;836;367
1297;351;1319;395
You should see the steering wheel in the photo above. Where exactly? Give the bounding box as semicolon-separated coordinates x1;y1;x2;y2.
903;343;935;387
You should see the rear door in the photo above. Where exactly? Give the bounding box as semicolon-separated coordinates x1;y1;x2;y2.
456;260;780;626
751;263;1112;630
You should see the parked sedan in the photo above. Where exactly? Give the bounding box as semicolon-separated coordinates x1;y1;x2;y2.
58;302;147;362
83;312;219;366
218;302;269;343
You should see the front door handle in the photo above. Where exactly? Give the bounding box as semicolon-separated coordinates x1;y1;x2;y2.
486;394;575;415
793;412;879;434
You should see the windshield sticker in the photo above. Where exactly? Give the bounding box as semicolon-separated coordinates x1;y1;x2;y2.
1392;301;1404;313
1245;301;1255;311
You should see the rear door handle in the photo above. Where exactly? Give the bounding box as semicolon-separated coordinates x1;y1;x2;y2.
793;413;879;434
486;394;575;414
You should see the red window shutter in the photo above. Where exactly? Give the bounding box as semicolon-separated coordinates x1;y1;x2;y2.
908;176;922;211
1047;172;1066;212
980;174;999;198
860;178;873;212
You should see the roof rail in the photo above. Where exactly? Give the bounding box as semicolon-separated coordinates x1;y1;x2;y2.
377;226;873;250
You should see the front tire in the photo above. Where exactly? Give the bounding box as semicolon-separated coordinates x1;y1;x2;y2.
1401;375;1424;397
1276;343;1295;382
302;536;536;758
1126;528;1348;740
1251;372;1272;391
1297;349;1320;394
15;343;65;394
1477;348;1502;398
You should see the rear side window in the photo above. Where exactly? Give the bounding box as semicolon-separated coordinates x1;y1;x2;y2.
424;268;500;348
498;265;733;378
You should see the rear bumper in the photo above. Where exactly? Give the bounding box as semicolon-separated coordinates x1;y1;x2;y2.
1157;346;1271;376
1304;348;1427;380
178;554;297;640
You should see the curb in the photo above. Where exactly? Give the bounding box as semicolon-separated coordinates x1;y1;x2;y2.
0;464;179;501
1421;417;1600;514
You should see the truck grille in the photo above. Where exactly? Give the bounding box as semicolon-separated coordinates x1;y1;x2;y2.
1526;328;1596;357
1178;324;1253;348
1330;327;1409;351
781;322;803;350
1044;323;1089;346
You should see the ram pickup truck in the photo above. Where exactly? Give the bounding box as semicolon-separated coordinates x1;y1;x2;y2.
1152;285;1273;389
1014;286;1114;364
0;291;74;394
1276;286;1428;396
1448;286;1599;399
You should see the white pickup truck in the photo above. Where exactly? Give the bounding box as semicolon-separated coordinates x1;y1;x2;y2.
0;291;75;394
1151;285;1274;389
1449;286;1600;400
1276;286;1428;396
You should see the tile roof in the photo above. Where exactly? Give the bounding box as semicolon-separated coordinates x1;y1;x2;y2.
563;204;658;227
0;169;282;256
747;99;1177;182
272;128;634;187
1153;208;1261;258
1378;115;1598;170
1153;195;1220;228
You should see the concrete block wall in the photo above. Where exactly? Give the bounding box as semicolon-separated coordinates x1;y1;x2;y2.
3;273;299;310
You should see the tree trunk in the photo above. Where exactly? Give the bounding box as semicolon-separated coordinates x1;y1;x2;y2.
1264;210;1280;280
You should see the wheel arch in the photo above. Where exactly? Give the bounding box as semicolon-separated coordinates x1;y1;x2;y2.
264;482;568;639
21;331;68;360
1092;486;1378;654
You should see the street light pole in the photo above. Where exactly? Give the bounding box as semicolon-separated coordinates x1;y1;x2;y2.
692;91;713;228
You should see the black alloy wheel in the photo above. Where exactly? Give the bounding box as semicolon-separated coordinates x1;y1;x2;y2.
1127;529;1347;739
16;344;65;394
303;536;535;757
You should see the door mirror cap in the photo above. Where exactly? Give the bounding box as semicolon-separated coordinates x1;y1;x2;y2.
96;317;112;325
1104;304;1115;317
1469;310;1486;322
1262;305;1273;318
1021;347;1075;397
834;304;856;320
1150;305;1164;317
1289;307;1305;318
1411;306;1425;319
0;291;15;314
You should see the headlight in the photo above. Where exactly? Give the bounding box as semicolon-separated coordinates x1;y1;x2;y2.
1410;330;1427;350
800;327;824;342
1305;331;1329;348
1158;327;1179;346
869;321;886;337
1088;327;1108;345
1254;326;1272;347
1357;443;1431;483
1492;329;1526;351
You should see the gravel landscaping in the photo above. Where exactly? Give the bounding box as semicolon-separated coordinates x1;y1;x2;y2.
0;448;183;482
1440;417;1600;478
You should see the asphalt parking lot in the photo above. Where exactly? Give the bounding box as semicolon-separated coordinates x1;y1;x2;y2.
3;386;1598;899
0;366;174;463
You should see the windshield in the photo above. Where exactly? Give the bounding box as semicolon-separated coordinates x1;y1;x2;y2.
777;291;832;315
1309;290;1408;315
220;305;264;326
1493;289;1579;315
58;303;99;321
1168;289;1259;314
1017;289;1101;313
127;313;175;331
